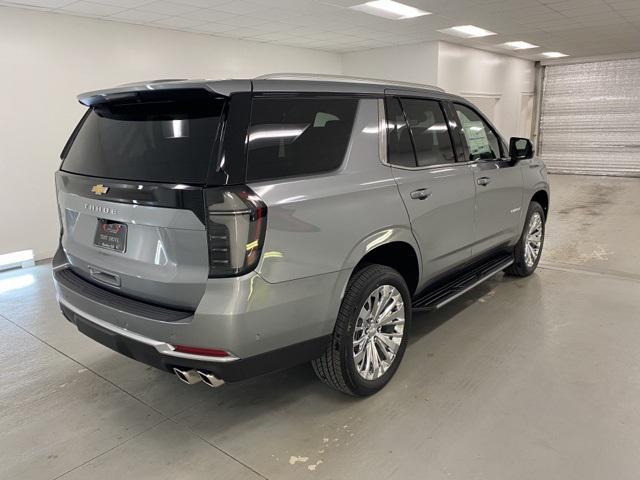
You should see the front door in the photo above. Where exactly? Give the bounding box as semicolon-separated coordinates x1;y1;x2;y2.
386;96;476;284
450;102;524;255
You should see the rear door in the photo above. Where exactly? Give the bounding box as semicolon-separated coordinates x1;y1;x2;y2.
56;90;232;310
450;102;524;255
386;96;476;282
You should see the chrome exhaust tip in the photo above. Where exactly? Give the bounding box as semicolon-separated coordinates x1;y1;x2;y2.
173;367;201;385
197;370;225;388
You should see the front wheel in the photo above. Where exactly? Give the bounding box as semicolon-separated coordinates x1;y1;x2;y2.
312;264;411;396
504;201;545;277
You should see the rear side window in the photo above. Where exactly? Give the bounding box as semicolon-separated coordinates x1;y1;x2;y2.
453;103;502;161
386;97;416;168
401;98;455;167
246;97;358;182
61;91;225;184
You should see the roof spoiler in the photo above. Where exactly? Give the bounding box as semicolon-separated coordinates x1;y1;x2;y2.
77;79;251;106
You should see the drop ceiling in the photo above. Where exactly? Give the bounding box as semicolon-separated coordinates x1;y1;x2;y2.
1;0;639;59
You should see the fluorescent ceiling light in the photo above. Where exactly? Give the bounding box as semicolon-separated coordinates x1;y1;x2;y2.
542;51;568;58
350;0;430;20
501;41;538;50
438;25;497;38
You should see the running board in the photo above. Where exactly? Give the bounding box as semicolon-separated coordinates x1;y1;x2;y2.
412;255;514;311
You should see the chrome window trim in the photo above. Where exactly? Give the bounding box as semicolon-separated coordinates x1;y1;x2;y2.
377;98;387;165
389;160;477;171
58;297;240;363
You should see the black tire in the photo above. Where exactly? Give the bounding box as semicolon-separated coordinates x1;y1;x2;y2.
312;264;411;396
504;201;545;277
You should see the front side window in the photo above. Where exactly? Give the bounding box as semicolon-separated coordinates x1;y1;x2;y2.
454;103;502;161
401;98;455;167
246;97;358;182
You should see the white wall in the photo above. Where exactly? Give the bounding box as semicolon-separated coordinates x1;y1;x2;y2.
0;7;342;260
343;41;535;138
342;42;439;86
436;42;535;139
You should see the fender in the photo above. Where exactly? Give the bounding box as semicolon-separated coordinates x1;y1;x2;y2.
338;225;422;298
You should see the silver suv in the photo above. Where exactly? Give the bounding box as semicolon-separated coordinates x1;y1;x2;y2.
53;74;549;396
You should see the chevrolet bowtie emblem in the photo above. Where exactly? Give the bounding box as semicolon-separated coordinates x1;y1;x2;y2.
91;184;109;196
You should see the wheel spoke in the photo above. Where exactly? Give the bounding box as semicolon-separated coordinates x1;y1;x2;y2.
375;332;400;354
378;314;405;327
354;345;366;364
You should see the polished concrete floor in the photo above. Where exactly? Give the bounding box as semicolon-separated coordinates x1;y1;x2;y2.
1;174;639;480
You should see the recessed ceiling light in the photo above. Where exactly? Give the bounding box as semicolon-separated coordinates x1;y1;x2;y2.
501;41;539;50
542;51;568;58
438;25;497;38
350;0;430;20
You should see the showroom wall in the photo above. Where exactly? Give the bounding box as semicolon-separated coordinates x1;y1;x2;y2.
0;7;342;261
340;42;439;86
344;41;535;138
436;42;535;139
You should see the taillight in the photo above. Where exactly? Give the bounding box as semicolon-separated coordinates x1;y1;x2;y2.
204;186;267;277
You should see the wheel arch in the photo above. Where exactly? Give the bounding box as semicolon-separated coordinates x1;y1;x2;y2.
530;189;549;219
342;227;421;296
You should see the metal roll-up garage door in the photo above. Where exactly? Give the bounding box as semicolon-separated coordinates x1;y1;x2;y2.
539;58;640;177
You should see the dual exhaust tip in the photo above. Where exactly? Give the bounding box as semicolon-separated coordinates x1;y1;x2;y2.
173;367;224;388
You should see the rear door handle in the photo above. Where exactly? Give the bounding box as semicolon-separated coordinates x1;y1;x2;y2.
477;177;491;186
410;188;431;200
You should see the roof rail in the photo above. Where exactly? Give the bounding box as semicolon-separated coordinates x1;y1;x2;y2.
254;73;444;92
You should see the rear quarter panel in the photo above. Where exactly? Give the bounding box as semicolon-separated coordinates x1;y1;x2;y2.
249;98;415;284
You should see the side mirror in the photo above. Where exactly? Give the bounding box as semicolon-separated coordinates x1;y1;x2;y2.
509;137;534;161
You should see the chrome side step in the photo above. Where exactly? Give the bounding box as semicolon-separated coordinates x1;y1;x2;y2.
412;255;514;311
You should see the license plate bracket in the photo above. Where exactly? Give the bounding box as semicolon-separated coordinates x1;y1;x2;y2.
94;219;127;253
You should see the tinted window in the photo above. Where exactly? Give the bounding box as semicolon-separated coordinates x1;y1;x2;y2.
454;103;501;161
386;97;416;167
401;99;455;167
62;91;225;184
247;97;358;182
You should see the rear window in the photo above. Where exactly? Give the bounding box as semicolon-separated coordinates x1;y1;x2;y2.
246;97;358;182
61;91;225;184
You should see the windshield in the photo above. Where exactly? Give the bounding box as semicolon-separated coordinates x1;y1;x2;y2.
61;91;225;184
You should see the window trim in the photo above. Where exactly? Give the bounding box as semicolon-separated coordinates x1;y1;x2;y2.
451;101;507;162
381;95;467;171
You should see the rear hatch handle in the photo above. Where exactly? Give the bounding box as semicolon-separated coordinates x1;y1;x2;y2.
88;266;121;288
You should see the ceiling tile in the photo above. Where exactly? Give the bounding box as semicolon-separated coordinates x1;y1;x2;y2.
178;7;237;22
137;1;201;15
1;0;72;7
82;0;153;6
59;1;124;16
108;9;168;22
171;0;232;6
217;15;267;27
190;21;237;33
151;15;207;27
3;0;639;58
212;0;268;15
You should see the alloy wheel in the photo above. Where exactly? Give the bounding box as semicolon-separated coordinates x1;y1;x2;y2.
524;211;543;267
352;285;405;381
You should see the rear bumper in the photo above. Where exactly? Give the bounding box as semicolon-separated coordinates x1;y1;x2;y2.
58;300;329;381
52;246;344;381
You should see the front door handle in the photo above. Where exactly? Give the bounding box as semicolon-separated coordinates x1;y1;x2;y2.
410;188;432;200
477;177;491;186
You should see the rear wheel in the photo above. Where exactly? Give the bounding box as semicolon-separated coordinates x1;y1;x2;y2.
312;264;411;396
504;201;545;277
